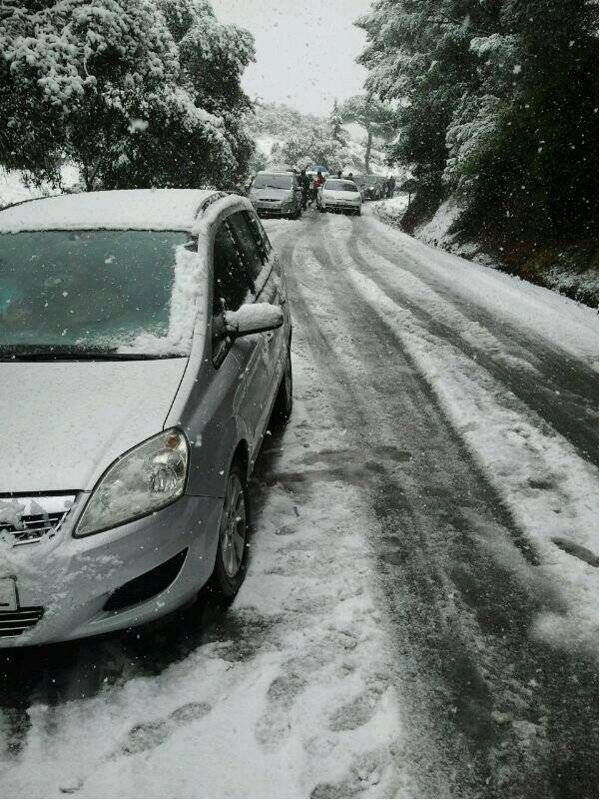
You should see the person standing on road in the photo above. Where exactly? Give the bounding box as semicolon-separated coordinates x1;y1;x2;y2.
386;175;396;198
310;171;324;207
300;168;310;210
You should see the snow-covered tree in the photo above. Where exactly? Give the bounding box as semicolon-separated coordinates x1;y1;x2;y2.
356;0;598;247
329;99;348;145
339;93;396;173
276;123;351;173
0;0;255;190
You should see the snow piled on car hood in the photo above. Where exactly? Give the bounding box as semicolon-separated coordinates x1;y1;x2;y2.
0;359;187;492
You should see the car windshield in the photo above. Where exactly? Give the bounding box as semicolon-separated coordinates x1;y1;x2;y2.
324;180;358;192
0;230;202;359
252;174;293;190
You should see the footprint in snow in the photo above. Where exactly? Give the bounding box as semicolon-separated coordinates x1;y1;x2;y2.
121;719;169;755
328;694;375;732
310;749;388;798
255;671;308;747
119;701;211;756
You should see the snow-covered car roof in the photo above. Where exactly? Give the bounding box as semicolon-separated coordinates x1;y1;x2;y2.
0;189;220;232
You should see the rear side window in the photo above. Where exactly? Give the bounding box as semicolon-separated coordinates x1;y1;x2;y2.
212;222;249;314
228;211;264;281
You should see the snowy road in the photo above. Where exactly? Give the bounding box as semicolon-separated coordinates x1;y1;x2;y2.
0;207;597;798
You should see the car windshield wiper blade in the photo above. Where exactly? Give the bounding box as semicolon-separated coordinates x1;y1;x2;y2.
0;346;185;361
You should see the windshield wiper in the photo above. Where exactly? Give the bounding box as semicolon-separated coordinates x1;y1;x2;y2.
0;346;185;361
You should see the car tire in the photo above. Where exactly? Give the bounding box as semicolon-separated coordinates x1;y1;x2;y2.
356;208;362;216
272;345;293;425
208;461;249;603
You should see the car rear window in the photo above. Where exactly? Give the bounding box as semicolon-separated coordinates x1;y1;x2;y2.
324;180;358;192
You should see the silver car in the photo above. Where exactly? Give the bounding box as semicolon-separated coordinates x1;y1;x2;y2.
0;189;292;647
248;171;302;219
317;179;362;216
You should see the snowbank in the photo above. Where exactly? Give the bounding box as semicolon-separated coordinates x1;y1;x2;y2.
371;196;598;305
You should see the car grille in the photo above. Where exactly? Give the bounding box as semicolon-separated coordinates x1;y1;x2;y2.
0;607;44;637
1;512;66;546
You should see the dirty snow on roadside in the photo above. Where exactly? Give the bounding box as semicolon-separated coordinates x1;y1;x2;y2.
0;348;419;799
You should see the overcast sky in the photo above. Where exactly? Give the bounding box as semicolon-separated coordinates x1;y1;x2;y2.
210;0;371;115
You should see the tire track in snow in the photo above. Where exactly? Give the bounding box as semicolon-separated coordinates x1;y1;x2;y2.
346;225;598;466
361;210;598;374
331;228;598;646
274;211;598;798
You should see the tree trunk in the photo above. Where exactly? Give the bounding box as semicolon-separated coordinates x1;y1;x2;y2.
364;128;372;173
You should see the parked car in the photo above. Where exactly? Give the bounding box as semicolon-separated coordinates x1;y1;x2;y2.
359;175;386;201
317;179;362;215
248;171;302;219
0;188;293;646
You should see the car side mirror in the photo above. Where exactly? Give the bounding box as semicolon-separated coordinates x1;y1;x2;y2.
224;303;284;338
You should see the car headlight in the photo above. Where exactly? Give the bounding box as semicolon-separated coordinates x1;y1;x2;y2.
75;429;189;537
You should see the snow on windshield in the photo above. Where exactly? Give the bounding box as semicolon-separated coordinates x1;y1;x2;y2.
324;180;358;192
0;231;205;357
117;244;205;356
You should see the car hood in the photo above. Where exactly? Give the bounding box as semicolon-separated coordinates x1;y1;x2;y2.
323;190;361;201
0;359;188;493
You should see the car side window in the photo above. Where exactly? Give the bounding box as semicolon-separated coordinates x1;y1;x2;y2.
244;209;272;259
228;211;264;282
212;221;248;316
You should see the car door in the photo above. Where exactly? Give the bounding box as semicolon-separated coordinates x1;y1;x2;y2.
227;210;286;437
211;218;265;446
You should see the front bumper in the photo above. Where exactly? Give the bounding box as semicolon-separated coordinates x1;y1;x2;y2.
251;198;297;216
255;205;294;217
0;493;222;648
322;202;361;213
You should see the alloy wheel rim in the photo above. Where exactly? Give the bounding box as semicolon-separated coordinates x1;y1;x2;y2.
220;474;247;578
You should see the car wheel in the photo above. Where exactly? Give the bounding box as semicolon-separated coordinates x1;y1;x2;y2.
356;208;362;216
272;345;293;425
209;461;249;603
